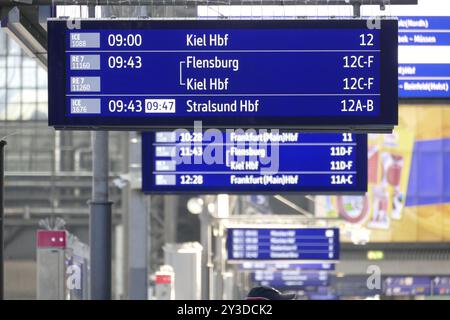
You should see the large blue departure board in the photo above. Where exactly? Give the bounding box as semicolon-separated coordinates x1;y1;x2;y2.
48;19;398;131
227;228;339;261
141;130;367;193
398;16;450;98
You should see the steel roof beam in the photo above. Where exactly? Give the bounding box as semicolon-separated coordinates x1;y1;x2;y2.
1;6;48;69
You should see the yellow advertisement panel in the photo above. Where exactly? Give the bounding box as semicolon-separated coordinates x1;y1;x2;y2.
317;105;450;242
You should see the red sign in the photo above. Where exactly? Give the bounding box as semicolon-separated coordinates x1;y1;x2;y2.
37;230;67;248
155;274;172;285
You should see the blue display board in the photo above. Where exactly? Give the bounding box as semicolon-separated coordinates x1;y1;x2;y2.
252;270;329;287
398;16;450;98
382;276;450;296
383;276;431;296
48;19;398;131
142;130;367;193
226;228;339;261
239;262;335;271
432;277;450;296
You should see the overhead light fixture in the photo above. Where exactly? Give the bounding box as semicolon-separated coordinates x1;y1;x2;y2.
207;202;216;215
186;197;203;215
367;250;384;261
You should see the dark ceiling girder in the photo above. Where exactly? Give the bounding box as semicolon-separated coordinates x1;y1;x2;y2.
15;5;47;49
0;7;10;21
1;5;48;68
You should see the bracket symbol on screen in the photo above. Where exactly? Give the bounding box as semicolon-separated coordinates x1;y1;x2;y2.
179;61;186;86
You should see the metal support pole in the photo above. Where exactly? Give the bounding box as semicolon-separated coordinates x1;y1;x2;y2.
164;196;178;244
353;2;361;18
127;132;148;300
88;4;95;17
119;132;129;300
0;140;6;300
88;5;111;299
127;188;148;299
90;131;112;300
99;6;150;301
214;222;225;300
200;199;212;300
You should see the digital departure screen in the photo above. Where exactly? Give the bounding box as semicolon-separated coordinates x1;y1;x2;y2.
141;130;368;193
238;262;335;271
48;19;398;131
252;270;330;288
226;228;339;261
432;277;450;296
398;16;450;98
383;276;431;296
